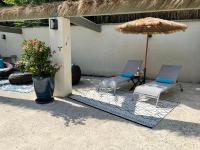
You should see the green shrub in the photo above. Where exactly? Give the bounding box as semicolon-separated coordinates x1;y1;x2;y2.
3;0;47;6
18;39;60;77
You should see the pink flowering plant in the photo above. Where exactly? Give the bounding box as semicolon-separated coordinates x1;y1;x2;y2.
18;39;60;77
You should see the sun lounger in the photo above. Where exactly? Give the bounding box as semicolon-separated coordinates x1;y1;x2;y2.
133;65;183;107
98;60;143;95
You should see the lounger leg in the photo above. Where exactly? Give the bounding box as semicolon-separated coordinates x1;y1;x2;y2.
113;88;116;96
129;79;135;91
97;85;101;92
155;95;161;108
132;93;135;101
179;83;183;92
129;86;135;91
132;93;139;102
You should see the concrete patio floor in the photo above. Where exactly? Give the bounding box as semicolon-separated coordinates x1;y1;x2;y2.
0;82;199;150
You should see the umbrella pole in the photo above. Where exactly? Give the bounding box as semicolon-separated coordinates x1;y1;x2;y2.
143;34;149;83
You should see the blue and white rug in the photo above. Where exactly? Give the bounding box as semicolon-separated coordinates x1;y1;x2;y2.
0;80;34;93
69;76;180;128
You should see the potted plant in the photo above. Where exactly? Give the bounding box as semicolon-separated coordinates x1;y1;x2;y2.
19;39;60;104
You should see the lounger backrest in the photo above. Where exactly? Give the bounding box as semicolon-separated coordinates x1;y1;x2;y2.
122;60;143;75
157;65;182;82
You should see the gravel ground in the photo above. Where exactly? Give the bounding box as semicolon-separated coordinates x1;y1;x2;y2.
0;82;199;150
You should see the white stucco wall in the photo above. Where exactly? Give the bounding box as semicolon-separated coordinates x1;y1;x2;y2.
0;27;49;57
22;27;50;45
71;21;200;83
0;21;200;83
0;32;23;57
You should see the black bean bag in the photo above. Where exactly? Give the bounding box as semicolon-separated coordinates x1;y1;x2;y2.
9;72;33;85
0;62;13;79
72;64;81;85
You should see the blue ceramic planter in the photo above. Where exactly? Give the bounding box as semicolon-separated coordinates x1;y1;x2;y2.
33;76;55;104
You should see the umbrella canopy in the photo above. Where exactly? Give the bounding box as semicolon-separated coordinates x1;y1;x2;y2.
116;17;187;34
115;17;187;83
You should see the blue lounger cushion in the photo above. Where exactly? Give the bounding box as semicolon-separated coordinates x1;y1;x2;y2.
0;59;4;69
120;72;134;78
156;77;175;84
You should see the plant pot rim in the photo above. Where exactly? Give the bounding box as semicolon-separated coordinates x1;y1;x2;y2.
33;76;55;78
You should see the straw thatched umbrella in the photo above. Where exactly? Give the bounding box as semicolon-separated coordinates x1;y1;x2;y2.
115;17;187;83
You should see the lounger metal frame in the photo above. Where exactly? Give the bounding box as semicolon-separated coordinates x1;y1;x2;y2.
98;60;143;95
133;65;183;107
133;82;183;107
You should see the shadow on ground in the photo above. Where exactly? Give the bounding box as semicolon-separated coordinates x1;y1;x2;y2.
179;83;200;110
0;96;199;137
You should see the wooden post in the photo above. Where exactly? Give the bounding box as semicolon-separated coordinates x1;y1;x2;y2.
143;34;149;83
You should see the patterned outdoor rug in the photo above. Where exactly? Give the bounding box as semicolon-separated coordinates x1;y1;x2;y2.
69;76;180;128
0;80;34;93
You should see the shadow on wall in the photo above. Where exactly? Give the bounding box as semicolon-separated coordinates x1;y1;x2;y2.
0;96;199;137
